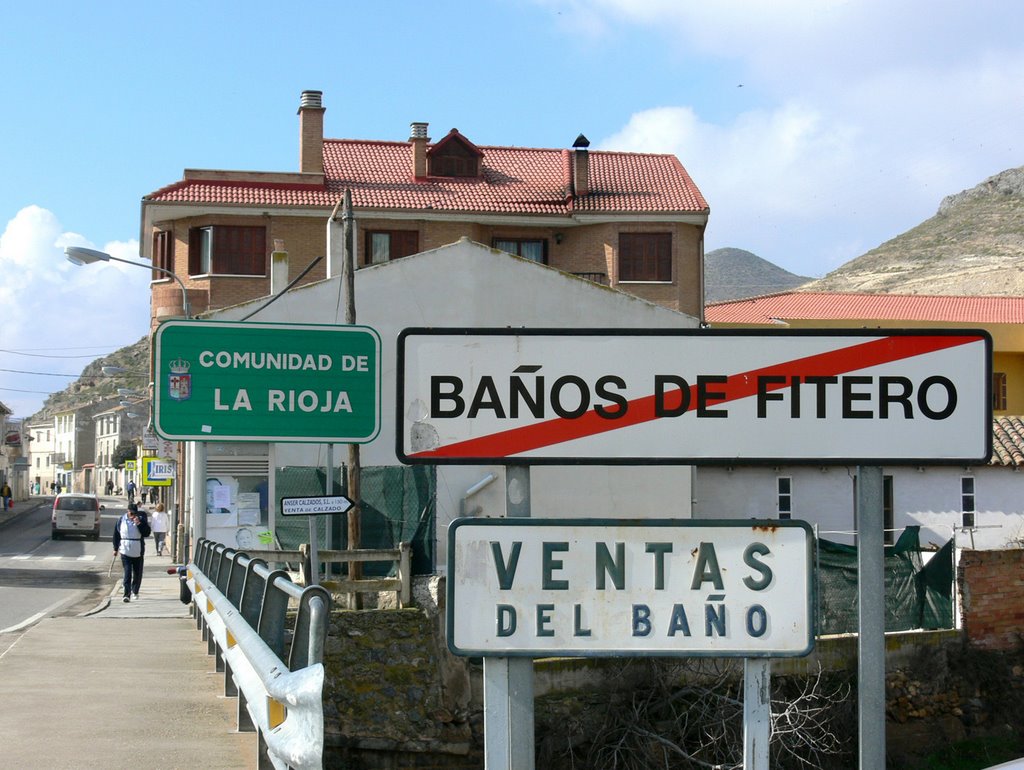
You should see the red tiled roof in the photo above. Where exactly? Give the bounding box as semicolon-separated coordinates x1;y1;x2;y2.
991;416;1024;467
706;292;1024;325
146;139;708;217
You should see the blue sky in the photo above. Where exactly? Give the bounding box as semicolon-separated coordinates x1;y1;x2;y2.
2;0;1023;418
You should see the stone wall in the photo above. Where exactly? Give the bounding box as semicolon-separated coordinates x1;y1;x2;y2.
321;581;481;769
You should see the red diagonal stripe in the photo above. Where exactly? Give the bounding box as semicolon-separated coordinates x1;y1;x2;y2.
409;334;981;459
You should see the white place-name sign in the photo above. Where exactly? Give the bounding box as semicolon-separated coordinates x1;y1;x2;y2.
398;328;992;464
447;518;814;657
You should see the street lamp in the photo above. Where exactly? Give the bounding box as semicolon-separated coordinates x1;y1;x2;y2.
65;246;192;318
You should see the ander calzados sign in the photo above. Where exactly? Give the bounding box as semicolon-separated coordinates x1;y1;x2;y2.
398;328;992;464
447;518;814;657
154;320;380;442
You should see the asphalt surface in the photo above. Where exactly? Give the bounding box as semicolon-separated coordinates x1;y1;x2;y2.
0;497;252;768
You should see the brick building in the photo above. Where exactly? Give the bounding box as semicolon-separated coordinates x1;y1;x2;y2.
140;90;710;328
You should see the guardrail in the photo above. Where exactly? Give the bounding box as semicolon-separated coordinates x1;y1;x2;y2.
189;538;331;770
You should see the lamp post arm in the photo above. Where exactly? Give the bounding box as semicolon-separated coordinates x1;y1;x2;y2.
103;254;192;319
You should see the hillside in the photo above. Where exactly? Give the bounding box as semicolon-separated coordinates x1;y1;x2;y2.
30;336;150;421
705;248;812;302
804;166;1024;295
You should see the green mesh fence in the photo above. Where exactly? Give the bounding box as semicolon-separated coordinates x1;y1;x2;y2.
274;464;436;577
817;526;953;635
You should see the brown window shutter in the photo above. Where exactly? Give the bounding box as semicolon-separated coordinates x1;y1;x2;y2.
188;228;202;275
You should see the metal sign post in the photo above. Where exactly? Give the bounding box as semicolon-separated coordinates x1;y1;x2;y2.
744;658;771;770
857;466;886;769
482;465;535;770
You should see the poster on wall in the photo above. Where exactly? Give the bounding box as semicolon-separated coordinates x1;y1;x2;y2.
206;475;271;551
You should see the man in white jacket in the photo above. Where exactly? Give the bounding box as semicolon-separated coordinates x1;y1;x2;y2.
113;503;150;602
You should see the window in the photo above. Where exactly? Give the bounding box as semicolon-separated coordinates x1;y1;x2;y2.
364;230;419;265
777;476;792;519
188;225;266;276
961;476;975;528
152;230;174;278
993;372;1007;411
494;238;546;264
427;134;482;178
619;233;672;282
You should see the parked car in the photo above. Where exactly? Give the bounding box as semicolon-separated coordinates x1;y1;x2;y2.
51;493;104;540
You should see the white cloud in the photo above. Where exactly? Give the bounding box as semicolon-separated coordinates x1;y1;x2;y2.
572;0;1024;276
0;206;151;418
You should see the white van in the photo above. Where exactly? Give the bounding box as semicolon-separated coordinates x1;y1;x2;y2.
51;493;104;540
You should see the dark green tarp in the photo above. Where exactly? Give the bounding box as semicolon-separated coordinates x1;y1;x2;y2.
274;464;436;577
817;526;953;635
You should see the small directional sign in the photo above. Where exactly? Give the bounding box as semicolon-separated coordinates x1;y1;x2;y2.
280;495;355;517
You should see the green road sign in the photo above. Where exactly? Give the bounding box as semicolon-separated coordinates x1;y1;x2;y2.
154;320;380;443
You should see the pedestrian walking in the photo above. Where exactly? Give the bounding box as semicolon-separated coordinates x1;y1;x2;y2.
150;502;169;557
126;479;136;504
1;481;12;511
113;503;150;602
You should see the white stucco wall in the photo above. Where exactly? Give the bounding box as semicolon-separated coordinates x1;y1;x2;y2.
209;239;699;570
695;463;1024;549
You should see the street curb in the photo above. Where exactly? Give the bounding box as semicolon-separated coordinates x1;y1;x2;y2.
0;499;48;529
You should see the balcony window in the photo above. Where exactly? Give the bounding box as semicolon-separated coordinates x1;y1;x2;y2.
494;238;546;264
188;225;266;276
364;230;419;265
619;233;672;282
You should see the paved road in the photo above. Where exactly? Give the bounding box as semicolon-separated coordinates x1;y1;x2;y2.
0;497;252;768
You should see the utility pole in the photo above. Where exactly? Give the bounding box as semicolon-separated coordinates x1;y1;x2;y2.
339;190;362;606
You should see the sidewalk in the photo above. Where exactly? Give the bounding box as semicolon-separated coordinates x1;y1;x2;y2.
0;526;253;768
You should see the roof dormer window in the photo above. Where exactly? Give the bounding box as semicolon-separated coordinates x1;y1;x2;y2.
427;129;483;179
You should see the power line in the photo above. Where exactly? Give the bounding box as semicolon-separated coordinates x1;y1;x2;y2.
0;368;82;378
0;346;136;358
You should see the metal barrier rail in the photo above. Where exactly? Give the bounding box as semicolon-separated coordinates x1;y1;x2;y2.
189;538;332;770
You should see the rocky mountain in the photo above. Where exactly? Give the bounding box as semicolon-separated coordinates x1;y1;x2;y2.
705;248;812;302
804;166;1024;295
30;336;150;422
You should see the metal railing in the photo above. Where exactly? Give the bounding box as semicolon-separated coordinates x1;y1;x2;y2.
189;538;331;770
571;271;609;285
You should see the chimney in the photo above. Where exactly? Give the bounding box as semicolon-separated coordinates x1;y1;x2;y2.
298;90;325;174
270;240;289;295
572;133;590;197
410;122;430;180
